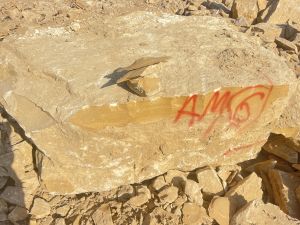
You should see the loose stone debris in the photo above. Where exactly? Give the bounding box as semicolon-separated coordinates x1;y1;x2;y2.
0;0;300;225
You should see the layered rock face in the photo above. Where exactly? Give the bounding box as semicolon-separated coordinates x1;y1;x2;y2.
0;11;296;194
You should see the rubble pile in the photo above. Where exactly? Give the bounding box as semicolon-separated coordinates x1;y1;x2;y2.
0;0;300;224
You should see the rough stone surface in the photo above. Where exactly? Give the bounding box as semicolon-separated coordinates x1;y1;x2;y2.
263;133;298;163
275;37;298;53
30;198;51;219
184;179;203;206
231;0;260;25
208;197;233;225
182;203;212;225
158;186;178;204
225;173;263;212
268;169;300;219
196;167;224;196
231;200;300;225
259;0;300;24
0;11;296;194
92;204;113;225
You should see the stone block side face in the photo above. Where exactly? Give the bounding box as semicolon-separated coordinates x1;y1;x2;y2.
34;85;290;194
0;12;297;194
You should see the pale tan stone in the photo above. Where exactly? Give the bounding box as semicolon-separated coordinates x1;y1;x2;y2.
158;186;178;204
55;218;66;225
263;133;298;163
152;175;168;191
117;185;135;201
231;200;300;225
92;204;113;225
30;198;51;219
231;0;259;25
184;179;203;206
182;203;212;225
259;0;300;24
251;23;284;43
0;11;296;194
143;207;179;225
55;205;70;217
196;167;224;196
225;173;263;212
126;193;149;207
208;197;233;225
268;169;300;219
127;75;161;97
164;170;187;190
275;37;298;53
217;165;241;182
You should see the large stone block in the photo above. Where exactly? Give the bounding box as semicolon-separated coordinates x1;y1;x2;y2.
0;12;296;194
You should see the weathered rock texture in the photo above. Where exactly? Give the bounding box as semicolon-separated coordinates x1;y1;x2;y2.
0;11;296;194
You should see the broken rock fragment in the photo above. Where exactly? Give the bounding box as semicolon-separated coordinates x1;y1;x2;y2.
182;203;212;225
275;37;298;53
92;204;113;225
259;0;300;24
268;169;300;219
225;173;263;212
30;198;51;219
263;133;298;163
184;179;203;206
231;200;300;225
208;196;233;225
231;0;261;25
196;167;224;196
158;186;178;204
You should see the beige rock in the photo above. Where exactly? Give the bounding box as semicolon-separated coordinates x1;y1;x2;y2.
117;185;135;201
164;170;187;190
143;207;179;225
187;5;199;11
126;75;161;97
231;200;300;225
263;133;298;163
126;193;149;207
231;0;259;25
92;204;113;225
158;186;178;204
55;205;70;217
208;197;233;225
217;165;241;184
30;198;51;219
55;218;66;225
0;11;296;194
152;175;168;191
245;159;276;202
182;203;212;225
196;167;224;196
225;173;263;212
251;23;284;42
268;169;300;219
275;37;298;53
259;0;300;24
184;179;203;206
